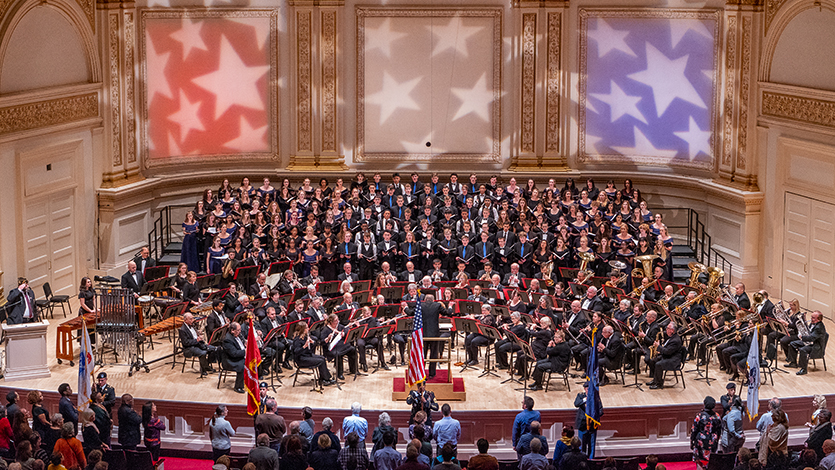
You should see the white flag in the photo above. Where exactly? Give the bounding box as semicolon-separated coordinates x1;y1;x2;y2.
746;325;760;421
77;320;95;412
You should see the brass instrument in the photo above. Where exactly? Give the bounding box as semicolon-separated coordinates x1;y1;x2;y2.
648;330;664;358
222;258;235;278
577;251;596;282
674;292;705;316
632;254;659;280
687;262;707;287
628;281;651;298
774;300;791;325
541;260;555;286
796;311;811;339
705;267;725;298
751;291;764;309
608;260;628;287
659;285;688;310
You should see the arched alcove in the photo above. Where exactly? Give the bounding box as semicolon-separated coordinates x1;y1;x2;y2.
766;6;835;90
0;4;90;93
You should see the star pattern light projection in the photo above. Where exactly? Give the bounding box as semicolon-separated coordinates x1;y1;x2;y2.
358;10;501;162
579;11;720;168
141;13;274;160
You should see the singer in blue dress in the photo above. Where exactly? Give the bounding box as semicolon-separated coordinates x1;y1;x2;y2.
180;212;200;272
206;237;225;274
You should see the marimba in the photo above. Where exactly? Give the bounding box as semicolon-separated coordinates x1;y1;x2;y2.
56;312;98;366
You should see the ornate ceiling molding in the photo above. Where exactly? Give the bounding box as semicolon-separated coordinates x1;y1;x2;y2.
0;92;98;134
762;91;835;128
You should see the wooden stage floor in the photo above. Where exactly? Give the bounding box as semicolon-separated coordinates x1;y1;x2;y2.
6;298;833;413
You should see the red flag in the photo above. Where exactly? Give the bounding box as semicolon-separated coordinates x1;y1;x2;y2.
245;316;262;415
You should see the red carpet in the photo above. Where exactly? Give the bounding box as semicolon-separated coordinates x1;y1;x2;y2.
162;457;214;469
640;462;697;470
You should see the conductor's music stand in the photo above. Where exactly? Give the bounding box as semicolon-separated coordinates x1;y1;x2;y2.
379;287;404;304
458;300;482;317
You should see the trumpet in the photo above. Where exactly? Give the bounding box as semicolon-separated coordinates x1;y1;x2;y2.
608;260;629;287
628;281;651;298
674;292;705;316
541;260;555;287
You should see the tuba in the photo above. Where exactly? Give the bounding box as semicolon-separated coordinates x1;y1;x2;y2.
705;267;725;298
577;251;596;281
687;261;707;287
632;254;659;280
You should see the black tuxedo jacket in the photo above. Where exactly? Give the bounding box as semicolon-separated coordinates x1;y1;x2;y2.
546;341;572;373
133;256;157;274
399;269;423;282
206;310;229;339
222;332;246;367
6;287;36;324
408;301;448;337
338;273;359;282
121;271;145;294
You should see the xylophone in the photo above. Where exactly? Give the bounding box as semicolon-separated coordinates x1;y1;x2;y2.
139;314;185;337
56;312;99;366
130;313;206;376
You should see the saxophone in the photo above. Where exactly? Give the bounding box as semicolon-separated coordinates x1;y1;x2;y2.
648;330;664;358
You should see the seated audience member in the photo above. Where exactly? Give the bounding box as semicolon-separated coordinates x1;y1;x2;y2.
432;443;461;470
520;438;549;470
819;439;835;470
337;432;369;470
467;438;498;470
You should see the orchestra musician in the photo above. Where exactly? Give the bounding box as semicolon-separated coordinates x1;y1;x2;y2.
335;293;360;321
503;263;523;289
579;287;605;313
133;246;157;275
182;271;201;307
428;258;448;283
170;263;189;298
514;316;552;379
277;269;303;296
265;290;287;316
754;290;776;354
221;322;247;393
624;308;661;371
121;261;145;299
300;265;323;288
787;310;827;375
6;277;37;325
249;273;271;300
562;301;590;347
529;329;572;391
689;303;725;365
733;283;751;310
355;306;388;372
463;304;497;366
222;283;240;319
233;294;253;319
572;311;606;371
338;262;360;283
402;283;424;302
645;321;683;390
292;322;336;387
288;301;307;323
259;306;290;373
467;285;488;304
206;299;230;340
595;325;625;385
776;299;802;361
317;314;358;380
495;312;528;369
612;299;632;323
305;297;328;323
179;312;218;377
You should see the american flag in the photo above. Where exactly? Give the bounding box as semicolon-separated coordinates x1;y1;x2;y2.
407;295;426;386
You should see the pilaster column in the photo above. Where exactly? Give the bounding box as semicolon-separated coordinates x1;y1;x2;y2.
718;0;762;190
287;0;347;171
509;0;569;172
97;0;141;187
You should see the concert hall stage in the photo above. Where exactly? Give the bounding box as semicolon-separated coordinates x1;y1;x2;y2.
1;299;832;460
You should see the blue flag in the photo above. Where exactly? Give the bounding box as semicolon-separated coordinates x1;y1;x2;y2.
585;327;603;447
746;325;760;421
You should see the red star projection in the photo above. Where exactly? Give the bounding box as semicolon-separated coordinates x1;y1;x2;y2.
142;15;274;158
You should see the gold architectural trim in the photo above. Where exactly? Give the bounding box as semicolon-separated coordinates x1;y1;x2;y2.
109;12;122;167
138;9;280;170
125;10;136;164
577;8;721;170
297;11;312;152
737;16;751;170
0;93;98;134
321;10;337;153
762;91;835;128
765;0;788;30
355;7;502;163
76;0;94;31
545;12;561;153
722;15;737;168
520;13;536;154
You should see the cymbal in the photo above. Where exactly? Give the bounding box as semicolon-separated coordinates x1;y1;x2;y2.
201;287;220;294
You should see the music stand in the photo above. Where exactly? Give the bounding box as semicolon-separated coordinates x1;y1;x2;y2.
478;324;503;378
209;324;231;348
559;267;579;280
453;318;479;372
363;325;392;373
568;282;589;298
318;281;342;298
144;265;169;282
394;317;414;336
268;261;292;276
458;300;482;317
530;292;546;306
517;291;531;304
451;288;469;300
291;289;307;302
766;318;790;374
379;287;404;304
263;326;285;389
468;280;491;289
323;297;342;313
352;290;373;305
351;280;372;292
492;304;510;322
502;331;526;389
283;319;307;338
603;285;625;300
333;309;353;325
376;304;401;322
234;266;259;293
624;345;645;392
343;325;368;380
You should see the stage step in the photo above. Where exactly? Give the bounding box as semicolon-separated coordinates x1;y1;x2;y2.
392;370;466;401
158;254;181;265
163;242;183;254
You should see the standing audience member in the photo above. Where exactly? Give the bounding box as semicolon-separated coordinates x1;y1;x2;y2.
337;432;369;470
819;439;835;470
552;426;574;468
84;450;103;470
47;453;66;470
57;385;78;435
308;434;339;470
279;422;309;457
80;410;106;456
90;393;112;447
311;417;341;454
209;405;235;461
467;438;498;470
721;397;745;453
558;437;588;470
433;404;461;458
44;415;64;458
29;391;49;441
758;408;788;467
15;440;36;469
142;402;165;462
806;408;833;460
117;395;142;451
6;392;21;424
29;433;49;466
254;399;285;454
432;443;461;470
343;403;369;445
52;423;85;470
0;405;13;458
517;421;548;459
690;396;722;469
373;431;402;470
512;397;540;452
395;443;429;470
279;435;308;470
298;407;315;445
246;434;279;470
371;412;398;462
520;438;549;470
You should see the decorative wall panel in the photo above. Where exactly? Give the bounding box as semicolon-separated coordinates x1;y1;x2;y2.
578;9;721;170
356;7;502;163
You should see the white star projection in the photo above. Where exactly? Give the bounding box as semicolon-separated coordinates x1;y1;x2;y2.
169;19;207;59
224;116;268;152
587;18;637;58
627;43;706;116
365;72;423;125
674;116;712;160
611;127;678;159
428;17;484;58
365;18;408;59
168;91;205;140
670;19;713;49
590;80;648;125
450;73;494;121
146;33;173;100
192;36;270;119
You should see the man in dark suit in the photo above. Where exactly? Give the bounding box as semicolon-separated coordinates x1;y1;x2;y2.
120;261;145;298
733;283;751;310
133;246;156;276
222;322;247;393
409;294;449;378
579;286;605;313
337;262;360;282
222;283;241;319
789;310;827;375
596;326;625;385
399;261;423;283
645;322;683;389
6;277;36;324
58;383;78;433
179;312;217;376
260;307;290;372
530;329;572;391
249;273;271;300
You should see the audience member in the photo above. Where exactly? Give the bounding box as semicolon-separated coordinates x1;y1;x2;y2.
52;424;85;470
371;412;398;462
432;443;461;470
309;434;339;470
806;409;832;460
601;456;617;470
467;438;498;470
645;454;659;470
513;397;540;452
299;406;315;444
552;425;574;468
280;421;309;457
373;431;402;470
57;385;78;435
84;450;102;470
209;405;236;461
820;439;835;470
212;455;231;470
117;395;141;451
433;404;461;458
520;438;549;470
280;435;308;470
254;399;285;454
343;402;369;445
247;434;278;470
396;443;429;470
732;449;752;470
338;431;370;470
517;421;548;459
559;437;588;470
47;453;66;470
311;417;341;454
